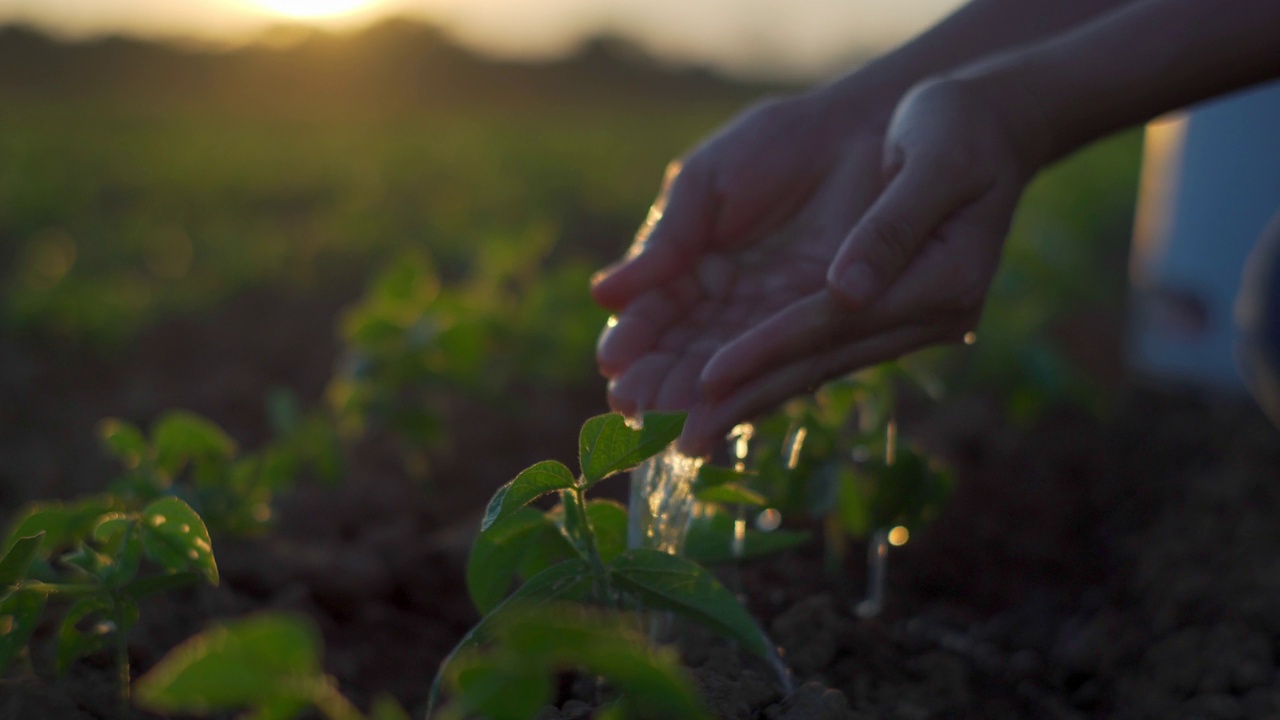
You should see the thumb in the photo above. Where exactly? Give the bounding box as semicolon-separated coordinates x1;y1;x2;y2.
827;153;970;309
591;160;709;311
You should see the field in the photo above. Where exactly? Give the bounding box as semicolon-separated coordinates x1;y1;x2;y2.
5;20;1277;720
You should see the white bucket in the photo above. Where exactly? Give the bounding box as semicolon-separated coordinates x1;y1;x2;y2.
1128;79;1280;393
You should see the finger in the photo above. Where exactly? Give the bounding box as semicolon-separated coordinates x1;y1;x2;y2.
606;352;678;417
827;154;975;310
596;289;681;378
591;160;711;311
699;292;853;400
679;323;945;456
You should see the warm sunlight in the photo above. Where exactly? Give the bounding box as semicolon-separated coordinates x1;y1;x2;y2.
253;0;379;20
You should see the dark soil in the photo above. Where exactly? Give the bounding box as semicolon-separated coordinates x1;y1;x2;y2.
3;284;1280;720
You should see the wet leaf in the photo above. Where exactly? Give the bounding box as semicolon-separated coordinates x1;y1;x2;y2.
140;497;218;586
134;612;321;714
481;461;575;532
0;533;44;592
0;589;46;675
609;549;770;659
467;508;573;615
578;412;685;485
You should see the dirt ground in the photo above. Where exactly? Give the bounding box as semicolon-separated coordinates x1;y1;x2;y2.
3;285;1280;720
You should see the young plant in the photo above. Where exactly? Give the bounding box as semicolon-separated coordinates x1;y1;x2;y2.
100;404;340;536
442;412;777;716
1;494;218;716
134;611;411;720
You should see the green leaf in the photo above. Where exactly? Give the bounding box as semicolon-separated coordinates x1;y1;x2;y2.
837;467;872;539
91;514;132;546
0;589;46;675
695;465;756;489
450;657;552;720
480;461;575;532
140;497;218;586
3;496;118;557
97;418;148;468
695;483;769;507
578;412;685;485
0;533;44;592
134;613;323;714
121;571;200;601
585;499;628;565
466;508;573;615
152;411;238;477
430;559;595;715
684;512;810;566
867;445;953;532
370;695;412;720
609;549;770;659
493;606;711;720
57;595;113;674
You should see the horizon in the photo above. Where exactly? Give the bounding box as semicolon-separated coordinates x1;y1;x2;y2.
0;0;964;80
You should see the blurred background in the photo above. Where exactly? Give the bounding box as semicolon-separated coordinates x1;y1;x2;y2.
0;0;1139;509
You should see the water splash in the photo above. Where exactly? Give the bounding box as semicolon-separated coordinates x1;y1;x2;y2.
628;445;703;555
855;528;890;619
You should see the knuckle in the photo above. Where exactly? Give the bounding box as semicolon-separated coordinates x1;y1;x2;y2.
863;215;916;267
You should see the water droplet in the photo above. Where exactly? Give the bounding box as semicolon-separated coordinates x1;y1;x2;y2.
606;315;619;329
180;523;190;534
888;526;909;546
963;331;977;346
151;515;167;527
755;508;782;532
784;426;807;470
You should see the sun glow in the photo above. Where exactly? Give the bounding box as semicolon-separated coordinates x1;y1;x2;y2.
253;0;380;21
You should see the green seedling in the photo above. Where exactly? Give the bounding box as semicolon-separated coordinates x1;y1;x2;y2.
100;405;340;536
437;604;710;720
1;495;218;717
698;365;953;608
134;611;410;720
442;412;776;717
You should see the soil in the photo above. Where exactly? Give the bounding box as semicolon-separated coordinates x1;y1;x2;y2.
3;284;1280;720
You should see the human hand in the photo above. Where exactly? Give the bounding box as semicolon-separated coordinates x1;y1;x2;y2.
591;83;899;445
683;78;1044;454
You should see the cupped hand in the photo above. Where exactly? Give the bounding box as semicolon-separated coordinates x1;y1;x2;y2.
684;78;1043;454
591;85;896;442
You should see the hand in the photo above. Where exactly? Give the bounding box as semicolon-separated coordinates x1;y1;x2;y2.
685;78;1043;454
591;83;899;449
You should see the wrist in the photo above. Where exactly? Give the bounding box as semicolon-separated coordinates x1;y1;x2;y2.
946;64;1060;175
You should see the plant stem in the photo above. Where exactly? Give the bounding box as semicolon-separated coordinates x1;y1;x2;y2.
567;486;612;601
113;603;131;720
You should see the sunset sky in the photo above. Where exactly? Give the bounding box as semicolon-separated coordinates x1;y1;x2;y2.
0;0;965;78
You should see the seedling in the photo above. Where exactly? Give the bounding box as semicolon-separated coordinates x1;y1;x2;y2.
444;412;778;716
134;611;411;720
1;495;218;718
99;405;340;536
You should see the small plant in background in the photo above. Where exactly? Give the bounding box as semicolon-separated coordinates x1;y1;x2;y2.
0;494;218;717
329;246;607;479
99;403;341;536
133;612;412;720
687;363;954;611
441;412;777;717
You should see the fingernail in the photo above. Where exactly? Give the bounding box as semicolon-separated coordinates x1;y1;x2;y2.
835;264;877;307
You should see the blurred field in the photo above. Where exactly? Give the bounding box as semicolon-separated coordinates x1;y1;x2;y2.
0;18;1142;438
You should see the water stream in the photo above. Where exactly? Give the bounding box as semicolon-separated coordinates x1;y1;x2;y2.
627;428;793;694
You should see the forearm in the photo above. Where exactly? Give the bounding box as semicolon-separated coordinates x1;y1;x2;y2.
815;0;1144;114
956;0;1280;168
